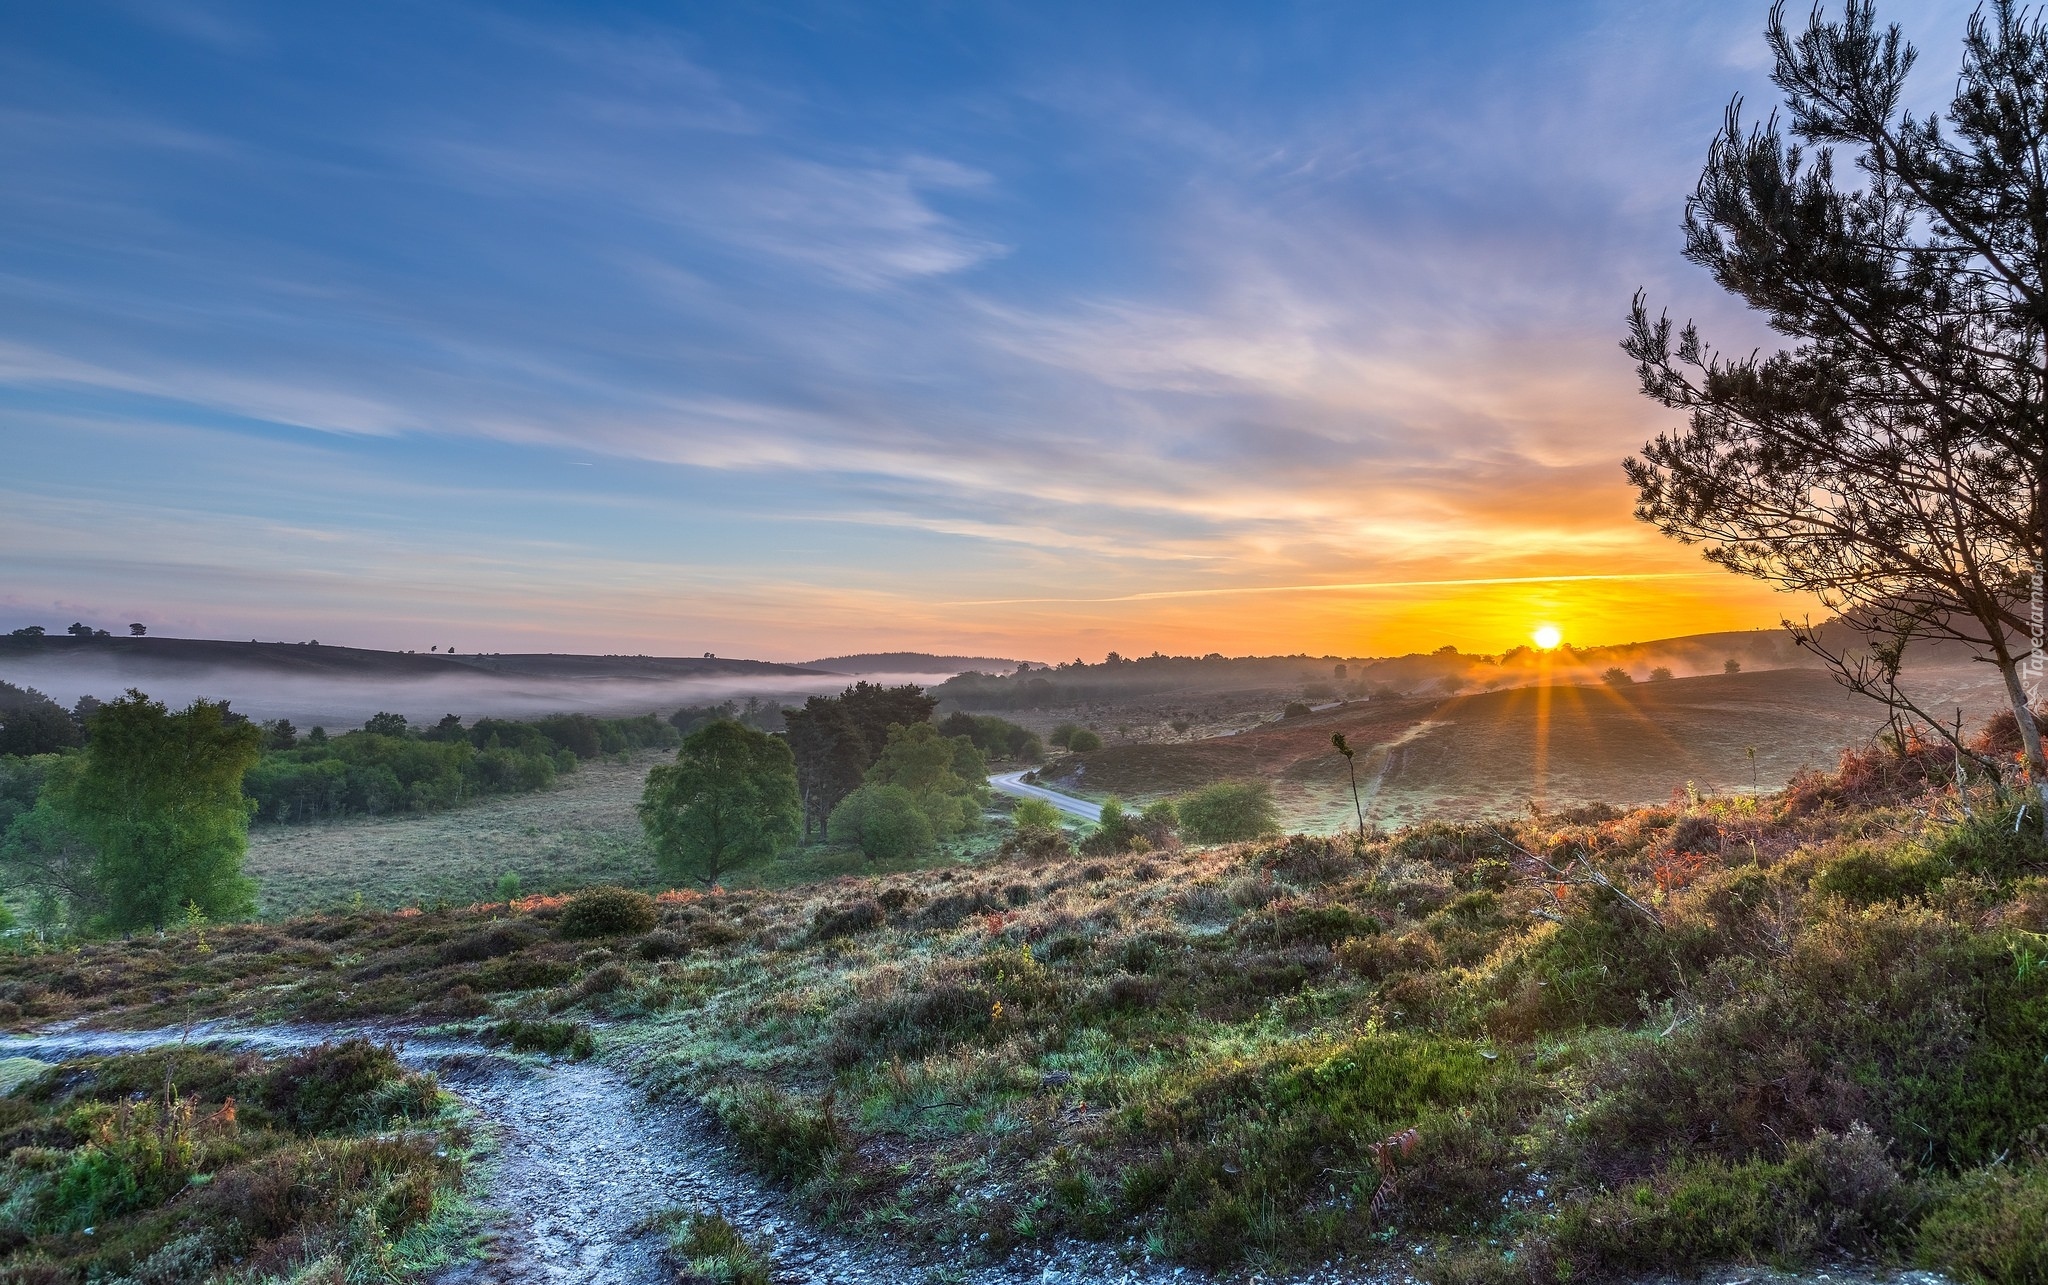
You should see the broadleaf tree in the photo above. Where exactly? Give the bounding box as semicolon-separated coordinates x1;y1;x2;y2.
639;719;800;887
46;690;262;931
1626;0;2048;822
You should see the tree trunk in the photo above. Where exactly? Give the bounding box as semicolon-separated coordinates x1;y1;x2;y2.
1994;655;2048;837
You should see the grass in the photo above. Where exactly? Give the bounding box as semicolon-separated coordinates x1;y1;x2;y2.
8;735;2048;1281
241;749;997;917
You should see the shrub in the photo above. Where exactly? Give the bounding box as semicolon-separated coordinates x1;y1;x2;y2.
1121;1033;1503;1266
636;928;689;960
1067;729;1104;753
490;1018;596;1058
810;899;884;941
713;1085;847;1184
1928;806;2048;885
1551;1126;1906;1273
1917;1161;2048;1283
557;886;658;939
1813;844;1949;904
1176;781;1279;843
1009;797;1064;835
827;784;936;861
259;1040;427;1134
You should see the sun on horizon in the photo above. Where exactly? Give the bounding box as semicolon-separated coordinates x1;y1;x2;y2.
1533;624;1563;650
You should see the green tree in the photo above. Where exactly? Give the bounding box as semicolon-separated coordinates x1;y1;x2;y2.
0;755;99;921
1176;780;1279;844
362;712;409;737
838;681;938;758
0;681;81;755
1066;729;1103;753
865;721;988;838
638;719;800;888
47;690;262;931
782;696;869;843
827;783;935;861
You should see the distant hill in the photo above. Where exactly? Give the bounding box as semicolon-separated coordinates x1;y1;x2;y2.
0;635;825;681
0;635;845;726
802;652;1022;675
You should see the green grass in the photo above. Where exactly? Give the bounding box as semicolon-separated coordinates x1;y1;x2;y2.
241;749;999;916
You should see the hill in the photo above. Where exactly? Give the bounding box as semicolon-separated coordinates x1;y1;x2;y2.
0;634;843;727
1034;665;2013;829
801;652;1022;675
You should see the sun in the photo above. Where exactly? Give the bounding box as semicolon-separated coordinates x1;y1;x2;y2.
1533;624;1563;650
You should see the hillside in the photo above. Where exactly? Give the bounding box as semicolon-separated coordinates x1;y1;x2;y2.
0;634;846;727
4;756;2045;1282
802;652;1023;675
1034;666;2012;830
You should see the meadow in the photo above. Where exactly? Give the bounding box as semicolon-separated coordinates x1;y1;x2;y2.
244;750;1007;918
7;733;2046;1283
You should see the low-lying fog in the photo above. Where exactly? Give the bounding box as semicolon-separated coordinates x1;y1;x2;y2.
1;658;967;729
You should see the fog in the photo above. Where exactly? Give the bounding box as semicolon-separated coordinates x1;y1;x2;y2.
0;657;967;729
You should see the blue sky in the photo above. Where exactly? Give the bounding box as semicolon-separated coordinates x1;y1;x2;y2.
0;0;1974;660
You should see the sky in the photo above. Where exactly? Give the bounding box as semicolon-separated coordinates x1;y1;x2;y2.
0;0;1978;663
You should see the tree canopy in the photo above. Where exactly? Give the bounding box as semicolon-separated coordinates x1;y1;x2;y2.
17;690;265;931
639;719;800;887
781;682;938;843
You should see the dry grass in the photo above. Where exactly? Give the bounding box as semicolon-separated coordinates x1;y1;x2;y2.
1039;666;2014;832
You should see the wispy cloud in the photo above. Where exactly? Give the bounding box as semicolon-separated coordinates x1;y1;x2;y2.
1;0;1914;657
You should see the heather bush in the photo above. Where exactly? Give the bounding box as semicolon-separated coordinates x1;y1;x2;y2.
556;885;658;939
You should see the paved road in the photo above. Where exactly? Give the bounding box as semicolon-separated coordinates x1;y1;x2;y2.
990;770;1102;823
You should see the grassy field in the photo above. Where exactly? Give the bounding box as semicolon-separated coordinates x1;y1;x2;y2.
244;751;664;916
7;739;2048;1282
1036;665;2012;832
244;750;1006;917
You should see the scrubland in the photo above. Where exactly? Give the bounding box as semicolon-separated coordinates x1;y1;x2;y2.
0;1040;467;1283
5;739;2048;1282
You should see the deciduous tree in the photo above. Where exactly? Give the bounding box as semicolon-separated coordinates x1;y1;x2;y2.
639;719;799;887
44;690;262;930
